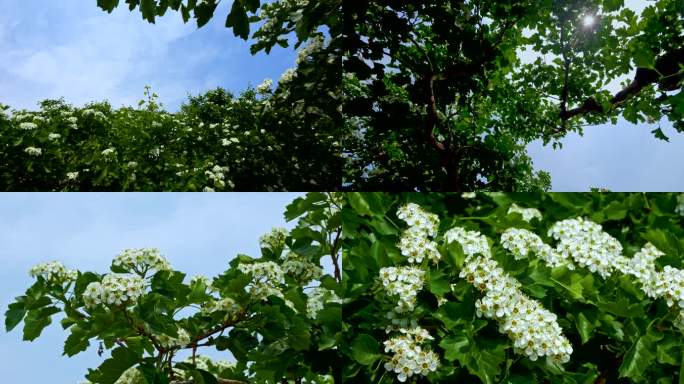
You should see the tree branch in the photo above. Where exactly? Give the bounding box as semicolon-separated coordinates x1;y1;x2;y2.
330;227;342;283
559;48;684;121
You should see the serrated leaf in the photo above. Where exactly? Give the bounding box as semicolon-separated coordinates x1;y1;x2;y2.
350;334;381;365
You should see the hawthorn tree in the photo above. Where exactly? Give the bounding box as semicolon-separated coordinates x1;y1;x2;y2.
342;0;684;190
341;192;684;383
93;0;345;189
5;193;343;383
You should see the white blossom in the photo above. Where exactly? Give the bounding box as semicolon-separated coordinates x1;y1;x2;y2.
29;261;77;283
507;203;542;222
24;147;42;156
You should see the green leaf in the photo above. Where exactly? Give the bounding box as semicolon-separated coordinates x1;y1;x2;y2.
86;347;141;384
350;334;381;365
439;333;469;361
576;312;595;344
619;329;663;380
23;306;60;341
226;2;249;39
5;297;27;332
64;325;91;357
427;269;450;295
97;0;120;12
652;127;670;142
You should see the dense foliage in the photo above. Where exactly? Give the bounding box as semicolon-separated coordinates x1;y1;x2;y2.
1;0;344;191
342;0;684;190
342;192;684;383
0;81;340;191
5;193;343;383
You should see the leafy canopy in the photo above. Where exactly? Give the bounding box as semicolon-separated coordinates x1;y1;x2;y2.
342;192;684;383
5;193;343;384
342;0;684;190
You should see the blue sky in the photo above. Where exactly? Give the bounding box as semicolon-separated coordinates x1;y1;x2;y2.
0;0;296;111
0;193;302;383
527;118;684;191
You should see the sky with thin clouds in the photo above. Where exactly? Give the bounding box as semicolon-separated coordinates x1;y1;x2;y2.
0;0;296;111
0;193;303;383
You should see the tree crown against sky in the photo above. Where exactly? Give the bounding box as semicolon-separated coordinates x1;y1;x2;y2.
342;0;684;191
5;193;343;384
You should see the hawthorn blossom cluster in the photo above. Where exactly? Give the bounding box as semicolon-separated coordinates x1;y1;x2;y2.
101;147;116;161
82;274;145;308
446;226;573;364
200;297;241;319
282;252;324;283
444;227;491;258
112;248;171;274
19;122;38;130
507;204;542;222
182;355;235;374
459;255;573;363
396;203;440;264
305;287;339;319
238;262;293;308
205;164;234;190
548;218;622;278
676;194;684;216
383;327;440;382
501;228;573;268
24;146;42;156
256;78;273;94
379;266;425;313
190;274;213;290
157;328;192;349
259;227;288;250
29;261;77;283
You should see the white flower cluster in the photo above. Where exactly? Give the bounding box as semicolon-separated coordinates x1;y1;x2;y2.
238;262;294;309
82;109;107;121
205;164;233;189
305;287;339;319
461;192;477;199
396;203;440;264
507;204;542;222
48;133;61;141
296;35;325;64
66;171;79;181
82;274;145;308
101;147;116;161
282;252;324;283
548;218;622;278
279;68;297;85
29;261;77;283
259;227;288;250
446;226;573;364
112;248;171;274
178;355;235;379
383;327;440;382
380;205;441;382
200;297;241;319
676;194;684;216
379;267;425;313
24;146;42;156
19;122;38;130
501;228;573;268
256;78;273;94
190;274;213;290
459;255;573;364
157;328;192;349
444;227;491;258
